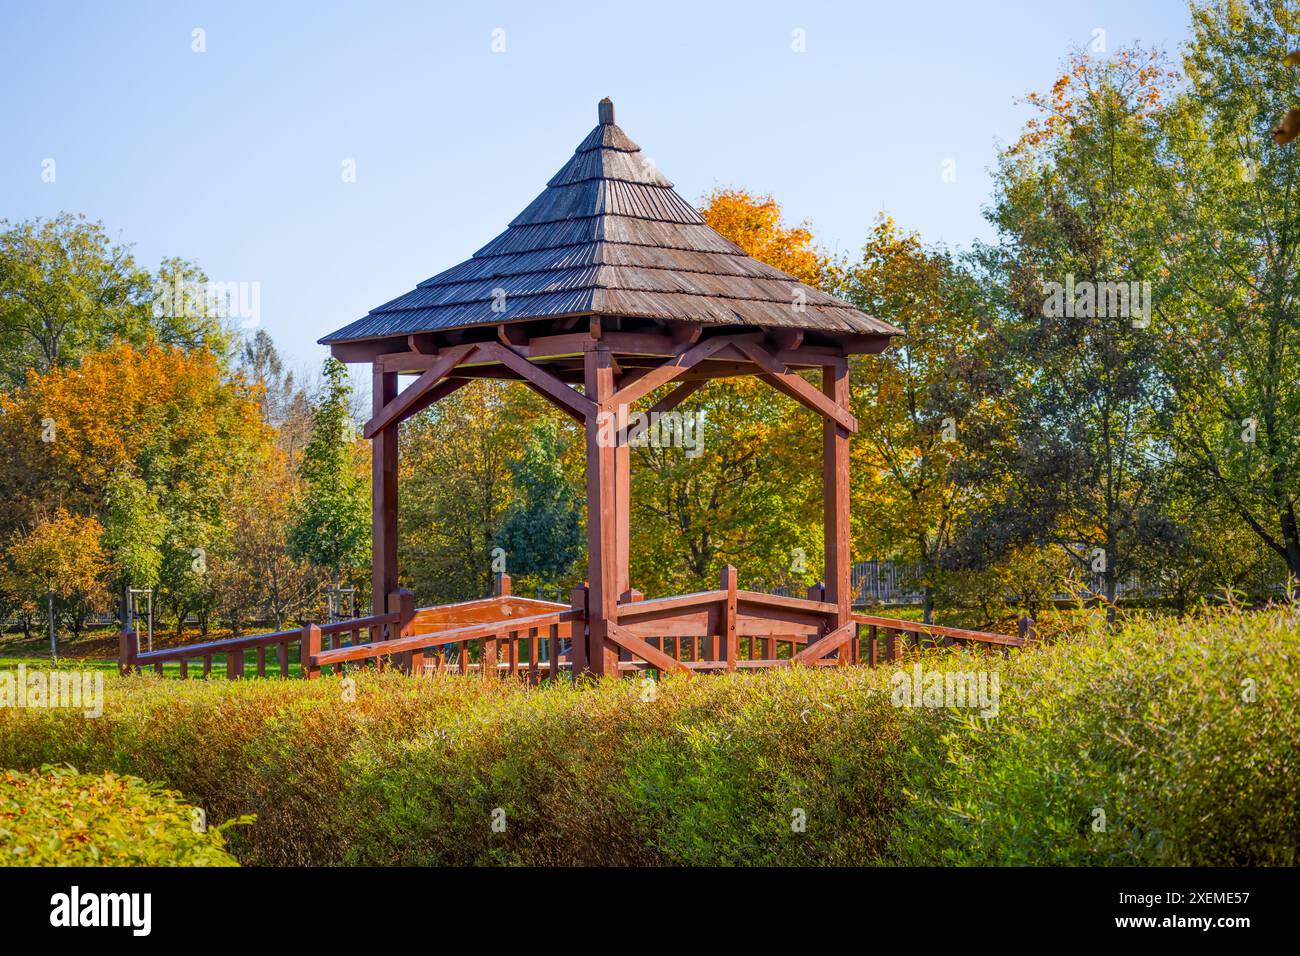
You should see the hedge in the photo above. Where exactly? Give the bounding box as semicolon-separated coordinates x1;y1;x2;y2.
0;607;1294;866
0;766;244;866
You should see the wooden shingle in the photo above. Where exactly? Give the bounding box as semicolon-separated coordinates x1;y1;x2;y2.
320;99;900;344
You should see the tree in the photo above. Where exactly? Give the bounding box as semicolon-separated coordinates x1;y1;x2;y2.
0;341;275;636
966;47;1183;621
400;381;546;604
239;329;312;461
1;510;108;655
619;189;830;596
0;214;152;386
101;469;165;625
1154;0;1300;584
699;188;830;287
287;359;370;592
0;215;231;388
834;217;1007;622
495;420;585;591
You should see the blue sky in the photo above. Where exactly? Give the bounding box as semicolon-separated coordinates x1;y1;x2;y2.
1;0;1191;381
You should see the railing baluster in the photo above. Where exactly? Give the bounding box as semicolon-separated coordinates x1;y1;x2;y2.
257;646;267;678
528;627;539;684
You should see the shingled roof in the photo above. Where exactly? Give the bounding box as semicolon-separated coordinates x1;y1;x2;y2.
320;99;898;345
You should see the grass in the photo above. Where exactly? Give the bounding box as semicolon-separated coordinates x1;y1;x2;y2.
0;605;1294;866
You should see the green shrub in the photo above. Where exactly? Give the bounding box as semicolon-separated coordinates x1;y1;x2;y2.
0;607;1294;866
896;608;1300;865
0;766;245;866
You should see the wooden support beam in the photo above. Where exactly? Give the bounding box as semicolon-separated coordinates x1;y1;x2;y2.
407;333;439;355
607;622;689;674
329;338;410;363
735;340;858;433
793;622;856;665
498;323;529;347
475;341;598;420
584;349;619;675
606;334;755;409
822;363;852;662
363;344;475;438
616;401;630;598
670;322;702;346
721;565;738;672
570;586;588;674
371;366;399;611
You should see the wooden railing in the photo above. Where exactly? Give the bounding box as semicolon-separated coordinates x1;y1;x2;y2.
118;593;408;678
118;575;1026;680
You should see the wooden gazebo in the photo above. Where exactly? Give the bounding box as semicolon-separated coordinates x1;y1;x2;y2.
319;98;903;676
119;100;1024;681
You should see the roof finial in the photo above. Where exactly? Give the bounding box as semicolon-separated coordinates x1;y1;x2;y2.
598;97;615;125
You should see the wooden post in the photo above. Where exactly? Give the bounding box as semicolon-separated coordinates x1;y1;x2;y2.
721;565;738;672
301;624;321;679
569;585;588;676
1018;616;1036;644
583;347;619;676
118;630;139;675
548;623;560;681
822;364;852;663
226;648;244;680
495;572;511;597
372;365;399;623
391;588;416;674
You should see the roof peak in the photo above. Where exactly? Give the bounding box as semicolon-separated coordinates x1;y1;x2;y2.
598;97;615;125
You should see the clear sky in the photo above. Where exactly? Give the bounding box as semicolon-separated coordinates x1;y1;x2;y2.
1;0;1191;381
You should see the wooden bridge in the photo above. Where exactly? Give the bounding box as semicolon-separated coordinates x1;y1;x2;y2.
119;98;1026;679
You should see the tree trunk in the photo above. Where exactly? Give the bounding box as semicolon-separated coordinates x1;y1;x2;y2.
47;593;57;658
922;585;934;625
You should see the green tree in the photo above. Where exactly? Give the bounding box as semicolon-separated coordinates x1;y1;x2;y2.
101;470;165;625
1155;0;1300;583
0;215;231;388
496;420;584;590
963;47;1184;621
287;359;370;590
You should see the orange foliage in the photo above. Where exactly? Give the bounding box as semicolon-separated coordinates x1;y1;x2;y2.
1013;47;1178;154
699;188;830;287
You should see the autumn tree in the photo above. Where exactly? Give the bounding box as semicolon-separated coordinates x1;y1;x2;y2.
1;510;109;654
620;190;828;596
0;341;275;636
834;217;1007;622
